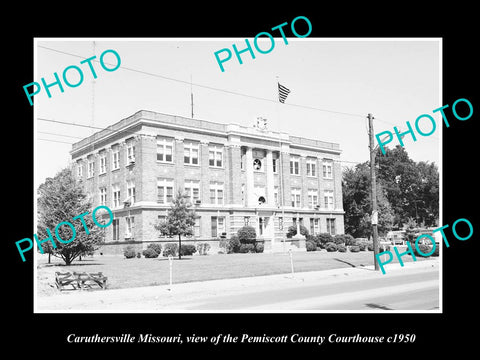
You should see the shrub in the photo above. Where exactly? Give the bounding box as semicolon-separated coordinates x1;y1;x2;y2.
163;243;178;257
146;243;162;255
255;242;264;253
325;242;338;252
337;244;347;252
197;242;211;255
227;235;241;253
286;225;309;238
237;226;256;244
350;245;360;253
306;241;317;252
239;243;255;253
179;244;197;256
142;248;159;258
413;244;437;257
123;246;136;259
136;252;141;258
333;234;346;245
358;243;367;251
314;233;333;248
344;234;356;246
367;243;374;251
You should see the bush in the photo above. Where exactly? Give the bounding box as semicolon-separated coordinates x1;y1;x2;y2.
123;246;136;259
350;245;360;253
179;244;197;256
227;235;241;253
146;243;162;255
286;224;309;238
163;243;178;257
255;242;264;253
239;243;255;253
412;244;437;257
306;241;317;252
337;244;347;252
358;243;367;251
142;248;159;258
197;242;211;255
237;226;256;244
325;242;338;252
314;233;333;248
136;252;141;258
367;243;374;251
344;234;356;246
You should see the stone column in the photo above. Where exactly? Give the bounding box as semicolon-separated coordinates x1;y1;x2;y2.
265;149;275;206
174;137;185;193
245;146;255;207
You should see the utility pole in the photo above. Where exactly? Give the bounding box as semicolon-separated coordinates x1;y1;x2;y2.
368;113;380;271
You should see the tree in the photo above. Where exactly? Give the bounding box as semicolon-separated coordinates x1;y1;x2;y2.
154;190;196;260
37;168;105;265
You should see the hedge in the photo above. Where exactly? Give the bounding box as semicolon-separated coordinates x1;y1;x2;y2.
325;242;337;252
163;243;178;257
239;243;255;253
349;245;360;253
337;244;347;252
123;246;136;259
237;226;256;244
306;241;317;252
142;248;159;258
179;244;197;256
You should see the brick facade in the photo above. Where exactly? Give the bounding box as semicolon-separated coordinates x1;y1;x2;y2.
71;111;345;252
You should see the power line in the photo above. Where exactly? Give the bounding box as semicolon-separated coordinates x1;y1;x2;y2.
38;45;365;119
38;131;84;139
38;138;73;145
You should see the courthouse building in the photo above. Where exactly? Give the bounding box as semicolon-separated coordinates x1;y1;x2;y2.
70;110;344;252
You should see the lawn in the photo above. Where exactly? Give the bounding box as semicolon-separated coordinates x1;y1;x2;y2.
36;249;426;296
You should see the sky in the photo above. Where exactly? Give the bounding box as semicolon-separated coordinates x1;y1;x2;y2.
34;38;441;190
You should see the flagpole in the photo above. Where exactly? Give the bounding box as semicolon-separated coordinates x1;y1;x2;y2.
276;76;286;252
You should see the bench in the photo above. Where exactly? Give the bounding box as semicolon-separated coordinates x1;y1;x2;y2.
55;271;108;291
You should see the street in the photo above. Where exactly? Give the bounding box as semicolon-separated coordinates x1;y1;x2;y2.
36;259;439;312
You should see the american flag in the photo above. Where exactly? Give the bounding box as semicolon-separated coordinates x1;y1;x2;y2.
278;83;291;103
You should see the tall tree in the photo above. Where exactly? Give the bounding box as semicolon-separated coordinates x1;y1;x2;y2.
155;191;196;260
37;168;105;265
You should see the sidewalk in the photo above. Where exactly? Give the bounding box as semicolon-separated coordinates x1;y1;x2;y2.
35;258;439;312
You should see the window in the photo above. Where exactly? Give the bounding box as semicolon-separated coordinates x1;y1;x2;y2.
278;217;284;231
310;218;320;235
211;216;225;238
308;189;319;208
87;156;95;178
290;156;299;175
112;219;120;241
241;184;245;205
273;156;278;173
99;187;107;206
126;140;135;164
126;180;136;204
324;190;334;210
184;142;199;165
112;145;120;170
274;187;279;206
291;188;301;208
112;184;121;208
125;216;135;238
253;158;263;171
323;161;333;179
209;182;224;205
306;158;316;177
209;145;223;167
157;137;174;163
193;217;201;237
184;180;200;203
77;161;83;178
244;216;250;226
327;218;336;235
157;178;174;204
99;151;107;174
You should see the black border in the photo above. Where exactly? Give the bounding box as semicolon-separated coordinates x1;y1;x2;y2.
7;5;478;355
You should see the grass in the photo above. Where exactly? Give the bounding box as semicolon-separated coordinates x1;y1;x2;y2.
36;249;427;296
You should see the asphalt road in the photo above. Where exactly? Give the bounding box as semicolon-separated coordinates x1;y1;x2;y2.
185;267;439;311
